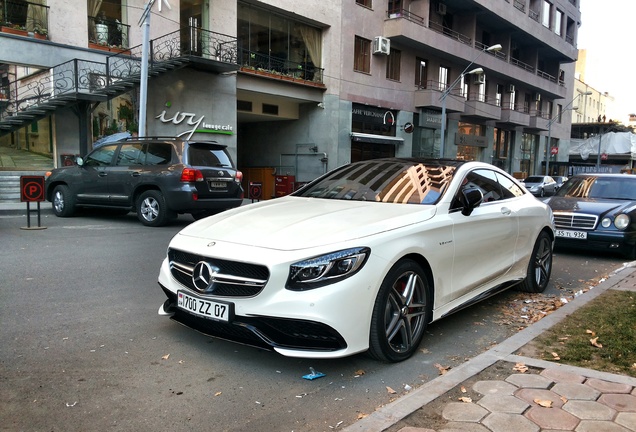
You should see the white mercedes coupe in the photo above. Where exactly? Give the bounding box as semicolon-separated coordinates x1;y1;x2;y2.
158;158;554;362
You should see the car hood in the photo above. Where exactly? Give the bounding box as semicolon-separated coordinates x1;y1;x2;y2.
176;197;437;250
547;196;636;216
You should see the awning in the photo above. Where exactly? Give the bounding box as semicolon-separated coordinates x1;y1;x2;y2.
351;132;404;145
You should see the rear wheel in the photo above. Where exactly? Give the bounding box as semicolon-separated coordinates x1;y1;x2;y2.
517;231;553;293
136;190;172;227
52;185;76;217
368;260;430;362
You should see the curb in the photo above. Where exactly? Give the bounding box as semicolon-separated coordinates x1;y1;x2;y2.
342;263;636;432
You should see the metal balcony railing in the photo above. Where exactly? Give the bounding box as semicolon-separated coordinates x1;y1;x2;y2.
238;49;324;84
386;8;425;26
428;21;472;46
88;15;130;48
1;0;49;36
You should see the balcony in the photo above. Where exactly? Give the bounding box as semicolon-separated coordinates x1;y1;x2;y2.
529;110;550;130
1;0;49;39
88;15;130;51
414;81;465;112
238;49;324;87
463;93;502;120
500;105;530;126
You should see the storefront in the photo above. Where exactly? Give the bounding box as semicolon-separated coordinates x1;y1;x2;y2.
351;104;401;161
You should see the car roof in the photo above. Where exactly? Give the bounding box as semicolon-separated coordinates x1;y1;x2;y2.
572;173;634;179
119;136;226;147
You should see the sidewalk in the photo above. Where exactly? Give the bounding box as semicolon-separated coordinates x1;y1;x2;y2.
344;264;636;432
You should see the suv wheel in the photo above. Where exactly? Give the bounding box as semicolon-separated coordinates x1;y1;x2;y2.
136;190;172;227
52;185;76;217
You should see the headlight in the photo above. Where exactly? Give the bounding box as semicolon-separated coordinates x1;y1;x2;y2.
601;217;612;228
286;247;370;291
615;214;630;230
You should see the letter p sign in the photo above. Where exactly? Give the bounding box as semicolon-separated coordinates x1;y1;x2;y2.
20;176;45;202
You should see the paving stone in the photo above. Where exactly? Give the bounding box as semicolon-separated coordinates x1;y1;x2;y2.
615;412;636;430
552;382;601;400
478;394;529;414
506;373;553;389
397;428;436;432
472;380;518;396
441;402;489;422
563;400;616;420
525;406;580;430
575;420;631;431
481;412;539;432
515;388;566;408
541;368;586;384
599;394;636;412
585;378;633;394
440;422;490;432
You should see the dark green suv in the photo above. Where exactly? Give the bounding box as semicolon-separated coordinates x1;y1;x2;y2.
45;137;243;226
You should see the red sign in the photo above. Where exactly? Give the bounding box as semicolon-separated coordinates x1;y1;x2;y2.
601;153;609;160
550;146;558;155
20;176;45;202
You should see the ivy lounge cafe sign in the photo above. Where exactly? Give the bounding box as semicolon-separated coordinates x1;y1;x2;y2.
156;108;234;140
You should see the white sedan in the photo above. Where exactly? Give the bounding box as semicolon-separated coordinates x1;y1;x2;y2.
158;158;554;362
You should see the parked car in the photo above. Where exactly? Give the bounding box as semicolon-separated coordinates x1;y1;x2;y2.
521;175;558;197
157;158;555;362
45;137;244;226
546;173;636;258
553;176;569;190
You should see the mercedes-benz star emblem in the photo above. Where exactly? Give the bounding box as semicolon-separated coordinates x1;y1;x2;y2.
192;261;219;292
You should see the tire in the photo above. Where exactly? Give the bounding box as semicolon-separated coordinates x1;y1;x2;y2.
368;260;431;362
136;190;171;227
540;188;545;197
517;231;553;293
52;185;76;217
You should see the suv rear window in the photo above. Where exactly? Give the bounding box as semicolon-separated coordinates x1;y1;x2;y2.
188;145;233;167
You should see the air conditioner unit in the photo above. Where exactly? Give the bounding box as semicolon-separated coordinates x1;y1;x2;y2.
506;84;515;93
534;93;541;101
473;74;485;84
437;3;447;15
373;36;391;55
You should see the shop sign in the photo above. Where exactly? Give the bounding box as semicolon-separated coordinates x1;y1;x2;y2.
419;109;441;128
156;109;234;140
455;134;487;147
352;104;397;126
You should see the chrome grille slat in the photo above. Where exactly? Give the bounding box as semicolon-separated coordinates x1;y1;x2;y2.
168;248;270;297
553;212;598;230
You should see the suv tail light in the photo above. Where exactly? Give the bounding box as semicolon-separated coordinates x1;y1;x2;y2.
181;168;204;182
235;170;243;183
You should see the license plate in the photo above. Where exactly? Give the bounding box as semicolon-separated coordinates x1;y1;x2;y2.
209;181;227;189
177;291;232;322
556;229;588;239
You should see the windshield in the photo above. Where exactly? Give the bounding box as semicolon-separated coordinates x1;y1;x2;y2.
556;176;636;200
294;159;457;204
524;176;544;183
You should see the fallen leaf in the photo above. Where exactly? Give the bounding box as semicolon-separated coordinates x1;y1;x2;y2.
162;354;170;360
560;396;568;404
632;363;636;370
534;398;553;408
458;396;472;403
461;386;467;393
551;352;561;360
354;369;365;376
434;363;450;375
513;363;528;373
356;413;368;420
214;392;222;396
386;386;397;394
590;337;603;348
586;329;596;336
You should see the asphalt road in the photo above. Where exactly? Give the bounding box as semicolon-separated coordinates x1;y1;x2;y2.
0;206;627;432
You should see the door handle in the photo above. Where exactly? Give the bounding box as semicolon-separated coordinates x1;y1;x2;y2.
501;207;512;216
98;172;107;177
131;172;140;177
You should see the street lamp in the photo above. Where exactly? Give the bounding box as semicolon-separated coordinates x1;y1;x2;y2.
544;90;592;175
439;43;502;158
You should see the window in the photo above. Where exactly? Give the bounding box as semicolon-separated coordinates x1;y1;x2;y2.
143;143;172;166
386;49;401;81
354;36;371;73
85;144;117;167
415;58;428;88
542;1;551;28
355;0;372;7
117;143;143;166
388;0;402;14
555;9;563;36
439;66;449;91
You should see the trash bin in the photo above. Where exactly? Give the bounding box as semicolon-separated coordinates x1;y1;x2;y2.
275;175;295;197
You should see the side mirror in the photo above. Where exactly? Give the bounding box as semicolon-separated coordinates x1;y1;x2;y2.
461;188;483;216
76;157;84;166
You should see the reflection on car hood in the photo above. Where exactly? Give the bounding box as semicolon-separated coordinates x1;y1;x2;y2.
547;196;636;216
177;196;437;250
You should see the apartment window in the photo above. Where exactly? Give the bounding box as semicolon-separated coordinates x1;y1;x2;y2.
388;0;402;14
496;84;503;107
356;0;372;7
439;66;449;91
555;9;563;36
415;58;428;88
542;1;551;28
386;49;401;81
354;36;371;73
557;104;563;124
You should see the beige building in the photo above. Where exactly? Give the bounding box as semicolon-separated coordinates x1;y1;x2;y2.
1;0;582;189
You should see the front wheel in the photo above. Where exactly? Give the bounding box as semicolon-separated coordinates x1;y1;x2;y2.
517;231;553;293
136;190;172;227
52;185;76;217
368;260;431;362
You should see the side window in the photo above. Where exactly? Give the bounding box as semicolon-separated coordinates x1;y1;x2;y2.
450;169;503;211
84;145;117;167
116;143;143;166
496;173;525;199
142;143;173;166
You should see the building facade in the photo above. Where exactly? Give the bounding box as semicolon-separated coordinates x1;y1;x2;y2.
0;0;581;194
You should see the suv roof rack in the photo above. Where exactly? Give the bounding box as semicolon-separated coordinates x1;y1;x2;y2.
119;136;220;144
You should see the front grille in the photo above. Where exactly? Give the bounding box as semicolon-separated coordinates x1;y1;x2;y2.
553;212;598;230
168;248;269;297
